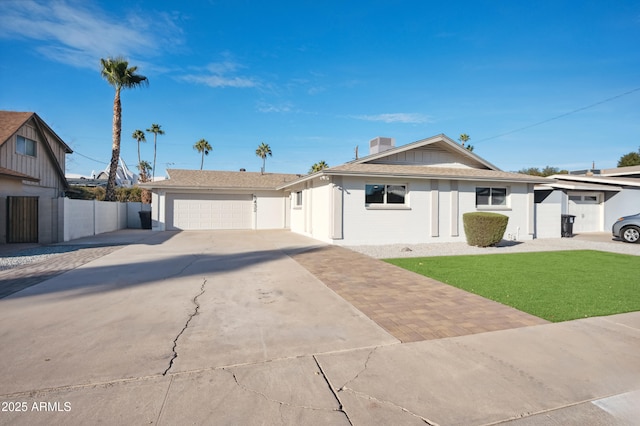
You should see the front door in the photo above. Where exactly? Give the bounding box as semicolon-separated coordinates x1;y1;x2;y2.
6;196;39;243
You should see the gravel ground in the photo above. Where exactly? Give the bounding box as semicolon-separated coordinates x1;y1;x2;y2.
0;245;86;271
345;237;640;259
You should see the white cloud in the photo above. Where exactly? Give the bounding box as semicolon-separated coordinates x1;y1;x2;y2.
0;0;182;69
256;101;293;113
353;113;432;124
180;61;258;88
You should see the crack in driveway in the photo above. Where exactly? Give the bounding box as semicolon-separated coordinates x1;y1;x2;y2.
225;366;351;421
162;278;207;376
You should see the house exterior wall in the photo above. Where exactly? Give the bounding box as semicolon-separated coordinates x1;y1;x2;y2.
370;145;479;168
0;118;69;244
458;181;535;242
291;177;536;246
534;190;562;238
0;120;66;193
603;188;640;229
255;190;288;229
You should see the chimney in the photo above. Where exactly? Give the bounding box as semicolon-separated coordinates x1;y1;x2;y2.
369;137;395;155
239;168;246;172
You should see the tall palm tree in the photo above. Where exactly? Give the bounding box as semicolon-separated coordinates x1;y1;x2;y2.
132;129;146;174
255;142;272;174
100;57;148;201
458;133;470;148
309;160;329;173
146;123;164;181
194;139;212;170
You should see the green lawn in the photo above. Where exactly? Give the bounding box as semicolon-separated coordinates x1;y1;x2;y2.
385;250;640;322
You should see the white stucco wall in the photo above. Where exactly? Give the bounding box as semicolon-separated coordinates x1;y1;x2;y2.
289;177;536;246
256;191;288;229
603;188;640;229
534;190;562;238
458;181;534;242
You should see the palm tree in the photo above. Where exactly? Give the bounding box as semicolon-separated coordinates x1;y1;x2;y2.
137;160;152;182
458;133;470;148
132;129;146;171
100;57;148;201
255;142;272;174
194;139;212;170
146;123;164;181
309;160;329;173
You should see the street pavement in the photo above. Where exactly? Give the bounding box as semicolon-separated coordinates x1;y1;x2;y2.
0;230;638;425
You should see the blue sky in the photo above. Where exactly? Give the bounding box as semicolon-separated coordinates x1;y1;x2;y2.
1;0;639;178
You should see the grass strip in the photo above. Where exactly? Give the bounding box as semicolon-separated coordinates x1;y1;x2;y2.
385;250;640;322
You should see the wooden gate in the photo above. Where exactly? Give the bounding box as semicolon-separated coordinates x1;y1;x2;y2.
7;196;38;243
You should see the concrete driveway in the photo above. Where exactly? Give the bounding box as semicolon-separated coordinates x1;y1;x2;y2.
0;230;639;425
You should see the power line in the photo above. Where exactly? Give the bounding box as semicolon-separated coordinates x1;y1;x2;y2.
476;86;640;143
71;150;108;164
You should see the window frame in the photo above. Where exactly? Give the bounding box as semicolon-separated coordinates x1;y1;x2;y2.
365;183;409;209
16;135;37;157
476;186;509;208
294;191;303;207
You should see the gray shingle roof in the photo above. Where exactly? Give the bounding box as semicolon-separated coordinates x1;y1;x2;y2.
143;169;302;189
325;163;551;183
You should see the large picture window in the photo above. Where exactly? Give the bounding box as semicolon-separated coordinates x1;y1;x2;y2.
365;184;406;205
16;136;37;157
476;187;507;206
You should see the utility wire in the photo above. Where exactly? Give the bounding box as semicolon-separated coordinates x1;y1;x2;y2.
71;150;108;164
476;86;640;143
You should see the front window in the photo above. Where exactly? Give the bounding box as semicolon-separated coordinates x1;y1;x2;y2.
476;187;507;206
366;184;406;205
16;136;37;157
294;191;302;206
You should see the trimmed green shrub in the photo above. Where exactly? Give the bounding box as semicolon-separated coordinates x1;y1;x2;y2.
463;212;509;247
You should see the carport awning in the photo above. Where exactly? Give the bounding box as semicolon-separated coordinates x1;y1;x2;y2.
536;182;622;191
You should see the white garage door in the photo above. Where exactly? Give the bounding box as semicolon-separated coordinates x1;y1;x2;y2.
169;194;253;230
568;192;602;232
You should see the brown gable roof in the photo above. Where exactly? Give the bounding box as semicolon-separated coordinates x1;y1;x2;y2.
0;111;34;146
142;169;301;190
0;110;73;153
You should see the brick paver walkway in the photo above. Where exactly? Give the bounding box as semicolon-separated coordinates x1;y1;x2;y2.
0;245;123;298
291;245;549;343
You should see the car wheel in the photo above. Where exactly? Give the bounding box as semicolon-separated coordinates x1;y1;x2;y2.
621;226;640;243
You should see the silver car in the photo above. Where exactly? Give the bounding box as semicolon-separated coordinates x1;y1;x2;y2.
612;213;640;243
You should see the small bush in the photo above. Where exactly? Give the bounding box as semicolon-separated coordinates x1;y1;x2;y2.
463;212;509;247
66;186;105;201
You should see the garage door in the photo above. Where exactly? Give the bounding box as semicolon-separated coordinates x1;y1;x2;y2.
169;194;253;230
568;192;602;232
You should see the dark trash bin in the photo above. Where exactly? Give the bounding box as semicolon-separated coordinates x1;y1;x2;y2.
561;214;575;237
139;210;152;229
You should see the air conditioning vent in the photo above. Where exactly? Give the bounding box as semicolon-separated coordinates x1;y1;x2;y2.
369;137;395;155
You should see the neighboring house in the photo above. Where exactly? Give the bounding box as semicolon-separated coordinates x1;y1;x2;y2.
142;169;301;231
144;134;550;245
0;111;72;244
67;157;139;188
535;167;640;236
